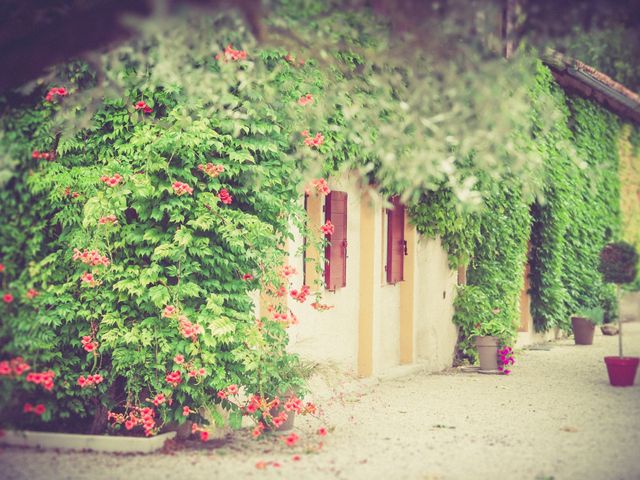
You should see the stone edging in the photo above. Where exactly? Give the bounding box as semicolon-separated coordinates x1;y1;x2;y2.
0;430;176;454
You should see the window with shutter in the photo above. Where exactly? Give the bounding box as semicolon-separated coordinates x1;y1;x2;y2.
386;196;406;284
324;191;348;290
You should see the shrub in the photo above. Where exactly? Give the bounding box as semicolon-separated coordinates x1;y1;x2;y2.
0;15;330;436
599;241;639;285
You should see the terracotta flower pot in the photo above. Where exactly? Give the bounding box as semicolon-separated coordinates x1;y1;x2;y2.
571;316;595;345
475;336;499;372
267;389;296;432
268;406;295;432
604;356;639;387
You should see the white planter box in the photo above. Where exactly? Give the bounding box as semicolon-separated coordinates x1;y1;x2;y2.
0;430;176;453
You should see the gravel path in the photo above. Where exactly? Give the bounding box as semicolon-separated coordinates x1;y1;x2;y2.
1;322;639;480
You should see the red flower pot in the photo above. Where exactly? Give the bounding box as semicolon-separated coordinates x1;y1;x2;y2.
604;356;639;387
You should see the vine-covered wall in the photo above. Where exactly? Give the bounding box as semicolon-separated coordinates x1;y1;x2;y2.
0;1;556;433
412;61;636;358
0;0;638;429
619;124;640;289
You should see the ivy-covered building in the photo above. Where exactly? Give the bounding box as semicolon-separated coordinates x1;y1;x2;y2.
282;54;640;377
0;3;639;438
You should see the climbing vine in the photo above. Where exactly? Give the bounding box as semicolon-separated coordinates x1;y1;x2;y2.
619;125;640;289
0;0;544;434
0;10;339;436
0;0;638;429
413;60;636;359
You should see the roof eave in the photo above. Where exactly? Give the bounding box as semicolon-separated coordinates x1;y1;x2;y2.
542;49;640;125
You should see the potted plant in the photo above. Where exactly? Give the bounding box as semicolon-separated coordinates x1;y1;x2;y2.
599;241;640;387
474;316;512;373
240;318;315;433
570;306;604;345
263;354;313;432
454;286;511;373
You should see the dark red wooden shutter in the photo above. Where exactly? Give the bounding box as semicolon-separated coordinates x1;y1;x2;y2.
324;191;348;290
386;196;405;284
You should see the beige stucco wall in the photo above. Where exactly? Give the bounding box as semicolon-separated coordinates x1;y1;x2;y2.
515;290;566;347
516;327;563;347
373;205;402;373
414;236;458;371
621;291;640;323
285;174;362;372
258;173;459;376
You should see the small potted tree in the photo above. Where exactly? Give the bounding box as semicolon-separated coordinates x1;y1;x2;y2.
599;242;640;387
570;306;604;345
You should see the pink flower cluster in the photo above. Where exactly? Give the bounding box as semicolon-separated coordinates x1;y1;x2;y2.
198;163;224;178
163;305;177;318
108;407;157;436
178;315;204;341
242;273;254;281
3;293;14;303
284;53;305;66
134;101;153;114
252;421;265;438
308;178;330;196
268;306;292;325
301;130;324;148
0;357;30;376
98;215;118;225
244;394;264;414
280;265;297;278
165;370;182;387
72;248;110;267
32;150;55;161
282;432;299;446
218;188;233;204
63;187;80;198
284;395;304;414
215;44;247;62
321;220;335;235
172;181;193;196
216;384;239;400
77;373;103;388
45;87;68;102
191;423;209;442
298;94;314;106
187;367;206;379
81;272;100;287
152;393;166;406
224;392;320;440
271;412;291;431
23;403;46;415
311;302;334;311
498;347;515;375
100;174;124;187
26;288;39;299
81;335;99;353
25;370;55;391
290;285;310;303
